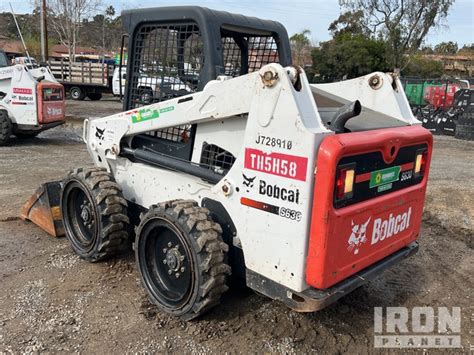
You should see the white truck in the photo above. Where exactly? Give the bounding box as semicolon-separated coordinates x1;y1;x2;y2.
112;67;193;103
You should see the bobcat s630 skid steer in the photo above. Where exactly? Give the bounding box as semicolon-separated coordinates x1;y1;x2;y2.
24;6;432;320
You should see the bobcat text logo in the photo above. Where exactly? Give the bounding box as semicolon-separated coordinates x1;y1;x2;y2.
347;217;371;255
371;207;412;245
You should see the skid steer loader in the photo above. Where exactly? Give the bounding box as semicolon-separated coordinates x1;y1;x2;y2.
0;49;66;145
23;6;432;320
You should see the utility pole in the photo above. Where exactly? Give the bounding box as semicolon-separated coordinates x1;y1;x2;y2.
40;0;48;62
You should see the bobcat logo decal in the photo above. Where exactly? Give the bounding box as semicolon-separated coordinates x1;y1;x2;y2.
347;217;371;255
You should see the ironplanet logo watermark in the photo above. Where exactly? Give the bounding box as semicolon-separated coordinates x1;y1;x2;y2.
374;307;461;348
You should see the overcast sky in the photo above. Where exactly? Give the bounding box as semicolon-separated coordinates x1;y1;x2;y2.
4;0;474;47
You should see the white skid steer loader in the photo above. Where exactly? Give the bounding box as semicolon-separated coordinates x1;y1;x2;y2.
0;49;65;145
23;7;432;320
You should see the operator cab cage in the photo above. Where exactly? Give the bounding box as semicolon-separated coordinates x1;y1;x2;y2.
120;6;292;166
121;6;292;111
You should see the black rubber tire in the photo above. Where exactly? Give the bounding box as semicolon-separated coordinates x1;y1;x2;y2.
455;124;474;141
15;131;40;139
135;200;231;320
61;167;130;262
0;110;12;146
139;89;153;104
70;86;85;100
87;93;102;101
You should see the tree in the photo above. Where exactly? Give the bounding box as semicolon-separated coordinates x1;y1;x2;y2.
434;41;458;55
312;34;390;82
48;0;102;62
341;0;455;69
328;10;367;37
402;55;444;78
290;29;312;67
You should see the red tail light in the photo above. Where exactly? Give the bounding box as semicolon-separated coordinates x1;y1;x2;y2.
414;149;428;177
335;164;355;200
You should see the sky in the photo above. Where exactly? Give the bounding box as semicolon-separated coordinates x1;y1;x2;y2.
3;0;474;47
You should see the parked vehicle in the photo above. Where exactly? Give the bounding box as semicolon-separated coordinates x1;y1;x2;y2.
112;67;193;103
0;49;65;145
48;59;113;100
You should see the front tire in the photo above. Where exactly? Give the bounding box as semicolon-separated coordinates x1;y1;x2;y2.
61;167;130;262
135;200;231;320
0;110;12;146
139;89;153;104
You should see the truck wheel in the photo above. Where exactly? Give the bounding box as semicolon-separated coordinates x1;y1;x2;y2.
135;200;231;320
70;86;85;100
0;110;12;146
87;93;102;101
139;89;153;104
61;167;130;262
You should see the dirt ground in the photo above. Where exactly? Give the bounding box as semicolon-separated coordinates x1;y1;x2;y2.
0;97;472;353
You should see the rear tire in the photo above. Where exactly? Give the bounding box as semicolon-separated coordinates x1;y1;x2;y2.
70;86;85;100
61;167;130;262
135;200;231;320
87;93;102;101
0;110;12;146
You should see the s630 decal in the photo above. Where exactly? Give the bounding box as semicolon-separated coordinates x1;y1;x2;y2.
240;197;302;222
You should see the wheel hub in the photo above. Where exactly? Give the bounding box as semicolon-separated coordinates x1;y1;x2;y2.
163;243;185;278
79;201;93;227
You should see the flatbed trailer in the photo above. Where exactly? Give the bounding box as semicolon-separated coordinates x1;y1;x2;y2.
48;59;113;101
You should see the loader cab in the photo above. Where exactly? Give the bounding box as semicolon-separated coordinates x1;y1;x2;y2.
121;6;292;168
122;6;292;110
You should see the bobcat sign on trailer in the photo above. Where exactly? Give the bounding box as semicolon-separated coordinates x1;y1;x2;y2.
24;6;432;320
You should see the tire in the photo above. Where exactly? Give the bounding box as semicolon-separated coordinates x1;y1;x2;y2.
61;167;130;262
455;124;474;141
15;131;39;139
87;93;102;101
70;86;85;100
135;200;231;320
139;89;153;104
0;110;12;146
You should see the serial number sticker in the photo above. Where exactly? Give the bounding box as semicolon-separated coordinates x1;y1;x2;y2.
244;148;308;181
255;134;292;150
369;166;401;188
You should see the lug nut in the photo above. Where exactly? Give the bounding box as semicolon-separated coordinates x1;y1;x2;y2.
175;273;180;278
168;270;172;275
163;259;167;264
180;267;185;272
163;248;167;254
168;242;172;247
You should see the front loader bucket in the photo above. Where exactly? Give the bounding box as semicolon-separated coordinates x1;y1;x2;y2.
20;181;65;237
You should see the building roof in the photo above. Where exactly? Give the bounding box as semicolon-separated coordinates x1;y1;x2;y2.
0;37;24;55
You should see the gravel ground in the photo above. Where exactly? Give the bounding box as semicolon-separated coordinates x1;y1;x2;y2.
0;98;472;353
